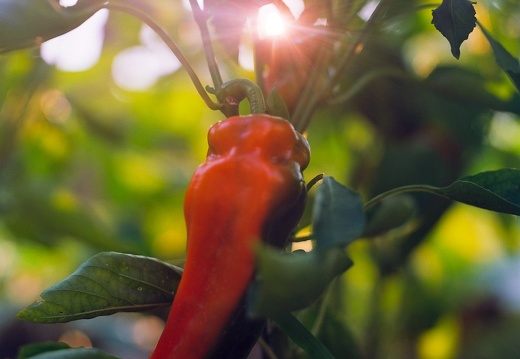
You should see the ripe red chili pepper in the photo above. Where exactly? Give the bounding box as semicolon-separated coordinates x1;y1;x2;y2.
150;114;310;359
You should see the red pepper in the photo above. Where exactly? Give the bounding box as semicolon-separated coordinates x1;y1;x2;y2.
150;114;310;359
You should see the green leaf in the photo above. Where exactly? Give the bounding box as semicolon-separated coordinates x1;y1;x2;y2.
18;342;70;359
363;194;416;237
478;23;520;92
317;312;363;359
431;0;477;59
312;177;365;248
250;245;352;317
273;313;335;359
17;252;183;323
19;347;120;359
266;89;290;120
437;168;520;215
0;0;105;53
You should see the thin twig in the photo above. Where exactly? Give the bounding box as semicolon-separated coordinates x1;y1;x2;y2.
364;184;447;211
104;3;220;110
189;0;223;91
258;337;280;359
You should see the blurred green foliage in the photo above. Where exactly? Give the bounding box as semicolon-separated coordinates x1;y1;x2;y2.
0;0;520;358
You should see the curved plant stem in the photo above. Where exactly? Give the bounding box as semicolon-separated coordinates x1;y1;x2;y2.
217;78;267;116
364;184;447;211
103;3;220;110
188;0;223;92
306;173;325;192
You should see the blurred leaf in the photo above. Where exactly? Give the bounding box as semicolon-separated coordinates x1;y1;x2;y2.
274;313;335;359
266;89;290;121
312;177;365;248
22;348;119;359
398;273;443;335
437;168;520;215
0;0;105;53
250;245;352;317
297;0;332;26
17;252;182;323
431;0;476;59
18;343;120;359
317;312;363;359
18;342;70;359
424;66;520;114
363;194;416;237
4;185;142;252
478;23;520;92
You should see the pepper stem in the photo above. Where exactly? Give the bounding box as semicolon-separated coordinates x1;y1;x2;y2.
216;78;267;117
189;0;223;91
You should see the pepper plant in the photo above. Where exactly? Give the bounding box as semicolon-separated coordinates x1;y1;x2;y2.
1;0;520;358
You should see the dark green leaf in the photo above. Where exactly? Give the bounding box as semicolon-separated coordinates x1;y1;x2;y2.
317;312;363;359
250;245;352;317
312;177;365;248
478;23;520;92
18;342;70;359
424;66;520;114
437;168;520;215
363;194;416;237
17;252;183;323
20;347;120;359
431;0;477;59
266;89;290;121
0;0;105;53
273;313;335;359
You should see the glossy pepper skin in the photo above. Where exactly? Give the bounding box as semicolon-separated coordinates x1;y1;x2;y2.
150;115;310;359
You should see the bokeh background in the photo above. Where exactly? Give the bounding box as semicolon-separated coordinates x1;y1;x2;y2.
1;0;520;358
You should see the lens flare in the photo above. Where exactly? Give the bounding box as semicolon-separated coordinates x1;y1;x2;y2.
257;4;287;38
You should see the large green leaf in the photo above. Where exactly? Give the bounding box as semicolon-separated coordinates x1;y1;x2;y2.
17;252;183;323
0;0;105;53
437;168;520;215
18;343;120;359
312;176;365;249
478;23;520;92
250;245;352;317
431;0;476;59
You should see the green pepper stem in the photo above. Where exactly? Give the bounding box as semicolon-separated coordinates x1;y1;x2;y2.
218;78;267;117
364;184;447;211
103;3;220;110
